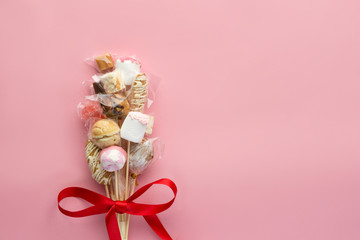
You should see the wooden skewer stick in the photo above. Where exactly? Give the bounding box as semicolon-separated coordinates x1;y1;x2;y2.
123;141;131;239
117;168;124;222
109;182;115;200
125;176;136;239
120;167;126;222
113;172;124;237
125;141;130;200
114;171;122;230
105;185;110;198
115;171;120;201
109;182;122;231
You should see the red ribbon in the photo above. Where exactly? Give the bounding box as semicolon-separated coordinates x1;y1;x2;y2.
58;178;177;240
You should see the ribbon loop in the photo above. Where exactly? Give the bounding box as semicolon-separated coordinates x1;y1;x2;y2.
58;178;177;240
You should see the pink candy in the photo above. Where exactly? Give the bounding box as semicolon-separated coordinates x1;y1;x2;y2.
79;100;104;121
99;146;127;172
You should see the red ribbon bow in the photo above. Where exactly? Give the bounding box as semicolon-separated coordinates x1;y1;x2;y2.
58;178;177;240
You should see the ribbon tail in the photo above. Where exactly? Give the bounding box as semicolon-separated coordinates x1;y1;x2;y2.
143;215;173;240
105;205;122;240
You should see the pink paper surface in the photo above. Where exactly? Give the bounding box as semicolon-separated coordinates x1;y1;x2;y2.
1;0;360;239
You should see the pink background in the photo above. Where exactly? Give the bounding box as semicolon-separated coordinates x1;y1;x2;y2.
1;0;360;239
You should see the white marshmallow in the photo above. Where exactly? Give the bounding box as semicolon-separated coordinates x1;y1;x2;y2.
115;59;141;86
121;112;149;143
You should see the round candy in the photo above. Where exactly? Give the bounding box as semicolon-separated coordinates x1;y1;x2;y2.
100;146;127;172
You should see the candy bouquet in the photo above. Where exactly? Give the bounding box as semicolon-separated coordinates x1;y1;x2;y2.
58;53;177;240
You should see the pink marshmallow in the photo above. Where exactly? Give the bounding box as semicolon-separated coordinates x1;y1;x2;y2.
99;146;127;172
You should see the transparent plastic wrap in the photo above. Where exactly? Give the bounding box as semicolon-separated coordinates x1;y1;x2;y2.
83;52;160;112
84;52;118;73
85;53;140;74
78;98;155;146
127;137;164;213
129;137;164;176
77;98;104;122
94;94;130;123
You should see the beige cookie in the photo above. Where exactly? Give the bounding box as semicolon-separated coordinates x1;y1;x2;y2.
92;119;121;149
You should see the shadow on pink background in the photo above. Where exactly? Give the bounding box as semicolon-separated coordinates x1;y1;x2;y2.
1;0;360;239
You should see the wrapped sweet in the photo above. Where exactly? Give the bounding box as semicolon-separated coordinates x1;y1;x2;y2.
100;70;125;94
93;82;106;94
129;138;154;175
115;59;141;86
78;100;104;121
99;94;130;120
95;52;114;73
129;73;148;112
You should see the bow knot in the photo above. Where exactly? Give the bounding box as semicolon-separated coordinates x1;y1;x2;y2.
115;201;128;213
58;178;177;240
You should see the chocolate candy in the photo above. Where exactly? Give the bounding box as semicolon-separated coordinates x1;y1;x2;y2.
93;82;106;94
100;94;130;120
